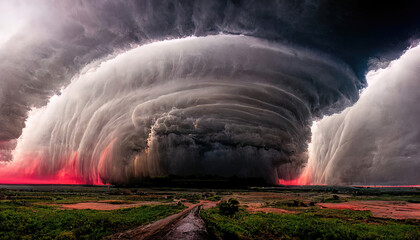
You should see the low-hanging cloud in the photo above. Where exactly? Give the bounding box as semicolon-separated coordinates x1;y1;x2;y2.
307;45;420;185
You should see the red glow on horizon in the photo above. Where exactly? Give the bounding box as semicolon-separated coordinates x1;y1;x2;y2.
0;176;83;185
0;151;108;185
278;166;316;185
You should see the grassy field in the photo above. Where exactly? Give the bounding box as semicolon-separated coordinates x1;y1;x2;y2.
201;207;420;240
0;185;419;239
0;201;184;240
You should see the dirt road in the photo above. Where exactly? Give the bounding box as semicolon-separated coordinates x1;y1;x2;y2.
107;203;208;240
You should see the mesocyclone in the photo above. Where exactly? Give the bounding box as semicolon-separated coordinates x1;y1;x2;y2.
8;35;358;184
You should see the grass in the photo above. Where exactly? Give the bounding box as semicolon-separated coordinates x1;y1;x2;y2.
0;201;185;240
201;207;420;240
1;186;419;239
0;188;225;205
266;193;420;208
173;192;222;203
0;189;169;204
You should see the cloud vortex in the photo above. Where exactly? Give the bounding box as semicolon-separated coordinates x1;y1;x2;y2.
9;35;358;184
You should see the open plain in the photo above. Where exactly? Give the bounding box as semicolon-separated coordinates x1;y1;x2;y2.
0;184;419;239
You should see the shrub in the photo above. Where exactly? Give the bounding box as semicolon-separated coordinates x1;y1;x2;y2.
218;198;240;216
207;195;222;201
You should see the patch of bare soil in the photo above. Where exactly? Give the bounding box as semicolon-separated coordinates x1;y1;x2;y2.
107;203;208;240
317;201;420;219
232;192;292;203
244;202;296;214
247;206;296;214
183;200;218;209
58;201;162;210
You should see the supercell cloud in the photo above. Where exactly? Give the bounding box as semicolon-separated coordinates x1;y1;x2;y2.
9;35;358;184
0;0;419;185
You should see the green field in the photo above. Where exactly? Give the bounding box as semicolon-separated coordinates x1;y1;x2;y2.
0;185;419;239
0;201;184;240
201;207;419;240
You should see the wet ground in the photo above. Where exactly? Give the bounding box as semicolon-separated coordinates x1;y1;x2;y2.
107;203;208;240
165;205;208;240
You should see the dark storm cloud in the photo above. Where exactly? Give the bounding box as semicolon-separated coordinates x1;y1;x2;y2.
0;0;419;184
12;35;358;184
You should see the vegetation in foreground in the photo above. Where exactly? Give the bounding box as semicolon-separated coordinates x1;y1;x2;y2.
0;185;419;239
0;201;184;240
201;206;420;240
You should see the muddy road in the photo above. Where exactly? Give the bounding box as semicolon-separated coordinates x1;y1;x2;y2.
107;204;208;240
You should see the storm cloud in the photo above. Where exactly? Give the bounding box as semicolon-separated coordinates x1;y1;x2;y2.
0;0;419;184
306;45;420;185
8;35;358;184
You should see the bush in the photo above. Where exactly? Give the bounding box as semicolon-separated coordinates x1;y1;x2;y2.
287;200;307;207
207;195;222;201
218;198;240;216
